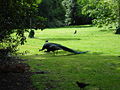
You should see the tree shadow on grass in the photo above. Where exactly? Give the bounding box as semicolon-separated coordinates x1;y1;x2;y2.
63;25;93;28
35;37;81;41
91;52;104;55
23;51;104;58
52;51;104;57
78;25;93;28
21;51;120;63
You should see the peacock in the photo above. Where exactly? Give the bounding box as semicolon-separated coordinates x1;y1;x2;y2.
39;40;88;54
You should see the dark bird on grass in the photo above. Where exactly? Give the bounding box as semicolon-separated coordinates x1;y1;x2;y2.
39;40;89;54
74;30;77;34
76;81;90;89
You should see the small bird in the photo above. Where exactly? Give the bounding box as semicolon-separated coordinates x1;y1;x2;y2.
74;30;77;34
76;81;90;89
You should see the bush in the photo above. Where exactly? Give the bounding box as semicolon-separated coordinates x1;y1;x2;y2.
28;30;35;38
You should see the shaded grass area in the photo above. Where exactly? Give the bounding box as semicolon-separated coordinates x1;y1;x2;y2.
19;25;120;90
22;54;120;90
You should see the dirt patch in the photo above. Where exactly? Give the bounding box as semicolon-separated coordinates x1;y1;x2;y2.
0;72;36;90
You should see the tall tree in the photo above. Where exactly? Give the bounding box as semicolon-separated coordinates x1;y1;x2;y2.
62;0;78;25
62;0;92;26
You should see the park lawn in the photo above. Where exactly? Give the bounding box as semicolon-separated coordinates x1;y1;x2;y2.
19;25;120;90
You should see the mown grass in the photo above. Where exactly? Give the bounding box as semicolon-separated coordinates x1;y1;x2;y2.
19;25;120;90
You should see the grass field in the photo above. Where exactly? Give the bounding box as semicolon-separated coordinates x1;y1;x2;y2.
19;25;120;90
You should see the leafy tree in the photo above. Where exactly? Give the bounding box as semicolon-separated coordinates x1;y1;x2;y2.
0;0;44;57
62;0;77;25
82;0;116;27
81;0;120;34
62;0;92;26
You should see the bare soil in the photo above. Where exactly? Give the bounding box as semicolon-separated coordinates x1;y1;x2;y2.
0;57;36;90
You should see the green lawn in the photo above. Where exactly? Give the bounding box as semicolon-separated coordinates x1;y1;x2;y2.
19;25;120;90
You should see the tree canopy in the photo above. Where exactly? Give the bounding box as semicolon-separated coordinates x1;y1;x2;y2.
0;0;46;56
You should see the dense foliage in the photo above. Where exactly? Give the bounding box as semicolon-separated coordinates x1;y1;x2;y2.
38;0;65;27
0;0;45;56
62;0;79;25
81;0;117;27
38;0;92;27
37;0;120;34
81;0;120;33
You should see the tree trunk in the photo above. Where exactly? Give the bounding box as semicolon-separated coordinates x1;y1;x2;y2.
28;30;35;38
115;0;120;34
